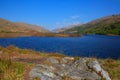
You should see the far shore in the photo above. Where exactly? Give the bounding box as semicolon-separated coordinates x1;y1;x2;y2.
0;32;119;38
0;32;81;38
82;33;120;36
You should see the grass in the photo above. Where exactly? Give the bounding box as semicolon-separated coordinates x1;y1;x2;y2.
0;59;27;80
0;45;65;80
62;75;73;80
99;59;120;80
0;46;35;80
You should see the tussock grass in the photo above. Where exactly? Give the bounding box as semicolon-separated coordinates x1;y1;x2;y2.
0;45;35;80
99;59;120;80
62;75;73;80
0;59;27;80
0;45;65;80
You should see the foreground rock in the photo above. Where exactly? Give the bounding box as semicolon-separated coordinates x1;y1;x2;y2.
88;60;111;80
29;57;111;80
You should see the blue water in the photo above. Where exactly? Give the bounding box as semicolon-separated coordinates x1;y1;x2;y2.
0;35;120;59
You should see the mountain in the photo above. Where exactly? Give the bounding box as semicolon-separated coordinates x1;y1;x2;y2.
14;22;49;32
62;14;120;35
53;24;82;33
0;18;49;33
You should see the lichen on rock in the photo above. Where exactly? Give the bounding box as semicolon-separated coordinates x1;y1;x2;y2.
29;57;111;80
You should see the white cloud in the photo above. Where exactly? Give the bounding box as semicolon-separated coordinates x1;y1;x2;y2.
53;21;82;29
70;15;80;19
52;16;83;30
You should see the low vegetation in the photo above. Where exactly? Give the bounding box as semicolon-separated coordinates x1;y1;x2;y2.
99;59;120;80
0;60;27;80
0;32;81;38
0;45;120;80
0;45;65;80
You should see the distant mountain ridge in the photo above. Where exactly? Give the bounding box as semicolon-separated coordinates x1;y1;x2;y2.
53;24;82;33
62;14;120;35
0;18;49;33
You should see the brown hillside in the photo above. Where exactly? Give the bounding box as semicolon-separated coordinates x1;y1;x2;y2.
0;18;49;33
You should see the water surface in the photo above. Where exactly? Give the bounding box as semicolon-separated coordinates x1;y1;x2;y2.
0;35;120;59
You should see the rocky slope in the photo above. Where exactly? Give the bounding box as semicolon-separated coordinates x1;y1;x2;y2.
0;18;48;33
62;14;120;35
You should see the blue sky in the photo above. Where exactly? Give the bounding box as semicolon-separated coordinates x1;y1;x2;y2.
0;0;120;30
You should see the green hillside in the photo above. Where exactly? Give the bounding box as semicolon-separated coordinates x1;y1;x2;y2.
63;14;120;35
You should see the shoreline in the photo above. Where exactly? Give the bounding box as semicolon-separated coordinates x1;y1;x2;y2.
0;32;81;38
0;32;120;38
83;33;120;36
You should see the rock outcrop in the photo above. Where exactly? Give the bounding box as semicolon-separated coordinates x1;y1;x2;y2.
88;60;111;80
29;57;111;80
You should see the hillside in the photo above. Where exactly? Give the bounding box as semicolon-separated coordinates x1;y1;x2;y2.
62;14;120;35
0;18;48;33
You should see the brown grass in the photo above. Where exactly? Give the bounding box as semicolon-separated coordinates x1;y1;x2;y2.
99;59;120;80
0;32;81;38
0;45;65;80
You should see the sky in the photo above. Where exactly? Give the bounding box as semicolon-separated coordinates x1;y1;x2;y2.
0;0;120;30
